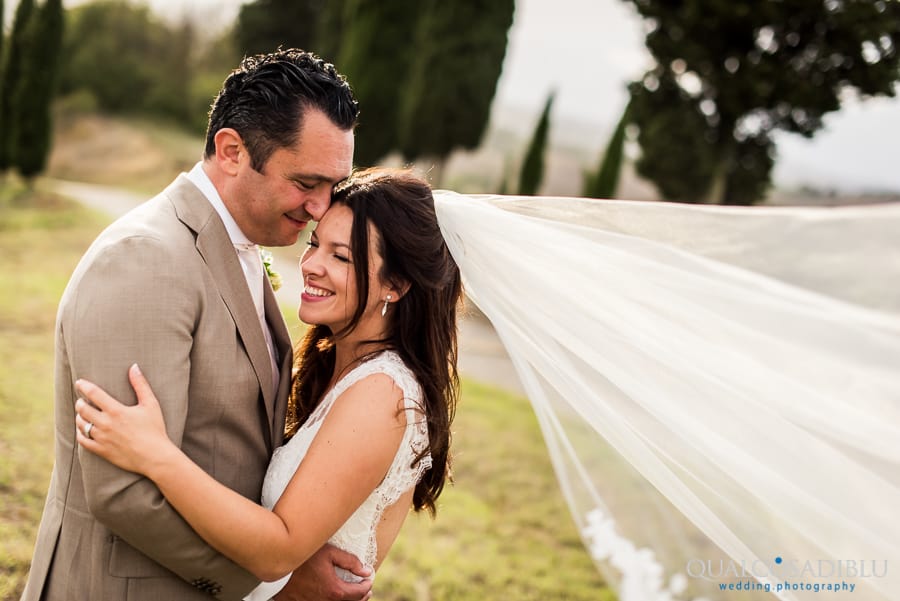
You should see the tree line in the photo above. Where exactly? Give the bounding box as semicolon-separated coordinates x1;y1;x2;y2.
235;0;516;184
2;0;524;189
3;0;899;202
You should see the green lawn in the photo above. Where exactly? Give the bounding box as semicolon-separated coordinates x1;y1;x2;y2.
0;188;613;600
0;184;109;600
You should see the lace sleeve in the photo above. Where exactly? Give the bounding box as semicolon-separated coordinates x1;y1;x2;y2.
376;356;432;505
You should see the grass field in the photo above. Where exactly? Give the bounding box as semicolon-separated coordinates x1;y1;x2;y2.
0;183;109;599
0;184;613;600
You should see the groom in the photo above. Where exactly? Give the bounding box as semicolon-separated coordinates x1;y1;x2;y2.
22;50;369;601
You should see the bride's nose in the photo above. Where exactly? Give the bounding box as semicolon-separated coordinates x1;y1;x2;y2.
300;250;324;277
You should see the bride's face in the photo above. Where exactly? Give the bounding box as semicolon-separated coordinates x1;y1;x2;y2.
298;204;388;335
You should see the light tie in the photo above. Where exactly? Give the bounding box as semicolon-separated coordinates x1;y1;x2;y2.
234;243;279;396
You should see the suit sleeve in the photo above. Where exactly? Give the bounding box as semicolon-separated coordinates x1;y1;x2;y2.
67;235;259;600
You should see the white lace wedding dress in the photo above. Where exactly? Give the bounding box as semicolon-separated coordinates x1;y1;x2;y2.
244;350;431;601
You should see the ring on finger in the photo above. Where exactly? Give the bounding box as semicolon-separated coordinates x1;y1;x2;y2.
83;422;94;440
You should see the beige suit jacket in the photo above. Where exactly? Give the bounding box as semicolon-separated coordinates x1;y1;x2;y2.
21;175;293;601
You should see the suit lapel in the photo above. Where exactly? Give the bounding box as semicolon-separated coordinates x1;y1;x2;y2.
263;278;292;448
167;176;276;438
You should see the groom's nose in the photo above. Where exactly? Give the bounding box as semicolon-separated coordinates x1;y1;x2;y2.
302;189;330;221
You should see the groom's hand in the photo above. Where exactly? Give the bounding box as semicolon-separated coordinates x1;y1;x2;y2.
274;544;373;601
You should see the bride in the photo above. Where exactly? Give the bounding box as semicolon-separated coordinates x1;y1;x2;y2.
73;167;462;600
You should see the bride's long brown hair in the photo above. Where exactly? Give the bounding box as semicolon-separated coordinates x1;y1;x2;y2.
287;167;462;515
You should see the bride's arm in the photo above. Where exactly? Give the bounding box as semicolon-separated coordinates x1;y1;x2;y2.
75;364;406;582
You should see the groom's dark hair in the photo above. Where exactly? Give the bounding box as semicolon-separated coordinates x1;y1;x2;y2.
203;48;358;172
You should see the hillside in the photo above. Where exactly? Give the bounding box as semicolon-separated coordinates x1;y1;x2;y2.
47;110;898;207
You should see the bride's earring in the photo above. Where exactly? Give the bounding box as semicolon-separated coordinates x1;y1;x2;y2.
381;294;392;317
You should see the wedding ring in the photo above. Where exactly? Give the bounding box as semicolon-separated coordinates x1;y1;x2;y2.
83;422;94;440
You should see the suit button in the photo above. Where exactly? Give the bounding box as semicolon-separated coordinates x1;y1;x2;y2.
190;577;220;595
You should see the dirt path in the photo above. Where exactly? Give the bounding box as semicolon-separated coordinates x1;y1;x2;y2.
49;178;524;394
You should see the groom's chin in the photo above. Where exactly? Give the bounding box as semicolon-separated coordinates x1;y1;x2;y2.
268;227;304;248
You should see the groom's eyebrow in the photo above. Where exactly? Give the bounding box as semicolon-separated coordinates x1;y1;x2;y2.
288;174;322;184
289;173;346;186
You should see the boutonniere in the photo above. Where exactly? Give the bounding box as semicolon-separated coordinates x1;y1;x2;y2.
259;248;282;291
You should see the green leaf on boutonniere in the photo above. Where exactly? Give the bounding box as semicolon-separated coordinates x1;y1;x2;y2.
259;248;282;291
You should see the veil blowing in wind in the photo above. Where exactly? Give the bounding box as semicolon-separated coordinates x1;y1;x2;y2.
434;192;900;601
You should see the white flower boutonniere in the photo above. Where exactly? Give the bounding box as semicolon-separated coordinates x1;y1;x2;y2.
259;248;282;292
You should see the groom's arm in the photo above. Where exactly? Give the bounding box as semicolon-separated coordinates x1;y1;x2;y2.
67;236;258;600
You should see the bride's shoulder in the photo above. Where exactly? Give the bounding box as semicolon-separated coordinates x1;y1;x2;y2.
328;361;411;429
335;351;422;407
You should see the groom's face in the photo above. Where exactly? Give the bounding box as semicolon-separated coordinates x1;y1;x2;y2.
231;108;354;247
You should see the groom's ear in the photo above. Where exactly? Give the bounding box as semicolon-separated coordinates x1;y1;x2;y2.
213;128;246;176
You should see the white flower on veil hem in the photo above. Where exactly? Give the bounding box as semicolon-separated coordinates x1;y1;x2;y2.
582;507;694;601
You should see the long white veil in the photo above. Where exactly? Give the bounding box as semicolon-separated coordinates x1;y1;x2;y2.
434;192;900;601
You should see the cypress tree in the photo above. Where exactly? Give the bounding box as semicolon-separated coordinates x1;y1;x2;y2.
236;0;326;57
496;156;512;195
517;92;554;196
0;0;5;74
583;102;630;199
12;0;64;179
0;0;4;173
313;0;348;62
399;0;515;181
0;0;35;172
336;0;425;166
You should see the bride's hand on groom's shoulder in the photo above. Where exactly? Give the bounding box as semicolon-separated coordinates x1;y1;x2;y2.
74;363;176;477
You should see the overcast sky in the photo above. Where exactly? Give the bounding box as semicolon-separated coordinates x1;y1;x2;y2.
12;0;900;192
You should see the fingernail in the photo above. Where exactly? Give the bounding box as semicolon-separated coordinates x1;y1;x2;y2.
131;363;142;376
